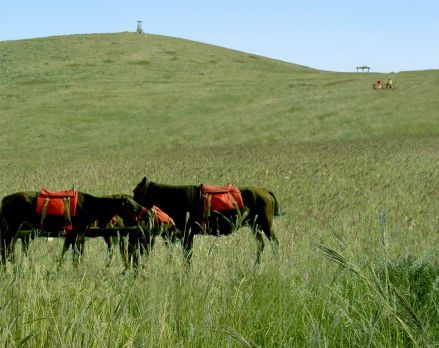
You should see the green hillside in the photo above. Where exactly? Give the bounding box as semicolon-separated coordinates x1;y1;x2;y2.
1;33;439;346
1;33;438;155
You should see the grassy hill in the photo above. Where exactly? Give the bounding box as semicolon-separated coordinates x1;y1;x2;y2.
0;33;438;346
1;33;438;155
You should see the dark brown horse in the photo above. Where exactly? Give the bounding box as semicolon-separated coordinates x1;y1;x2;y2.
0;191;147;267
133;177;280;264
124;206;181;269
92;211;180;270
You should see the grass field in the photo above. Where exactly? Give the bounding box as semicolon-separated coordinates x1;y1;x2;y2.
1;33;439;347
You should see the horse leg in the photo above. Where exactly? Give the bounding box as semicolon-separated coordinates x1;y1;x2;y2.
2;221;20;265
0;214;6;267
7;234;19;264
73;235;85;267
128;232;154;272
0;224;7;267
163;231;175;263
250;213;278;264
19;222;36;257
125;226;153;272
143;233;156;259
162;225;181;262
182;232;194;266
59;233;81;268
58;234;73;269
104;235;113;267
1;237;14;267
258;214;279;255
0;237;6;267
119;236;129;268
21;235;31;256
128;232;142;271
135;226;155;269
254;230;265;264
264;224;279;254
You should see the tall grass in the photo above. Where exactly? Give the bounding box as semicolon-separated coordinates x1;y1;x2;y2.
1;138;438;346
0;33;438;346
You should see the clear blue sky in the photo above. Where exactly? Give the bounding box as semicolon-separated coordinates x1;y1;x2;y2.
1;0;438;72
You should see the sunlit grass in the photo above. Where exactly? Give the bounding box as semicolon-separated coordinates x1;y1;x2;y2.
0;33;438;346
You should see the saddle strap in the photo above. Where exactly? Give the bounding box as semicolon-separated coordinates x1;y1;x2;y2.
63;197;72;228
206;195;212;217
229;192;240;210
38;195;74;230
40;197;50;228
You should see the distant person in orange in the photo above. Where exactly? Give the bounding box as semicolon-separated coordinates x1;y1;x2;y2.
374;80;382;89
386;78;393;89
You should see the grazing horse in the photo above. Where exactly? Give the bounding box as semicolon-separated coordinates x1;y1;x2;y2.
0;191;147;267
120;205;181;269
90;210;180;270
133;177;280;264
95;197;181;268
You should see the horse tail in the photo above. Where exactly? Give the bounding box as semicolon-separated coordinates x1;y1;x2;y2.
268;191;282;217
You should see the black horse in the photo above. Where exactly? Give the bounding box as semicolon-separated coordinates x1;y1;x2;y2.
133;177;280;264
120;206;181;269
0;191;148;267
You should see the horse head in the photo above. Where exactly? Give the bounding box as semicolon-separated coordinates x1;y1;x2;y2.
133;177;152;206
114;195;148;226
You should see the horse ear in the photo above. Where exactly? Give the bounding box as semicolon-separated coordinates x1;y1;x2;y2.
142;177;148;184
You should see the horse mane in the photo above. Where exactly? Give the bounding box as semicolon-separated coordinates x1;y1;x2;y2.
147;181;198;196
102;193;132;199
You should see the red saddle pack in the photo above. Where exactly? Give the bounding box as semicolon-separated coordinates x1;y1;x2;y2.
200;183;244;215
36;188;79;230
151;205;175;226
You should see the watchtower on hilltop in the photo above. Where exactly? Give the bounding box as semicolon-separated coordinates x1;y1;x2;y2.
136;21;144;35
